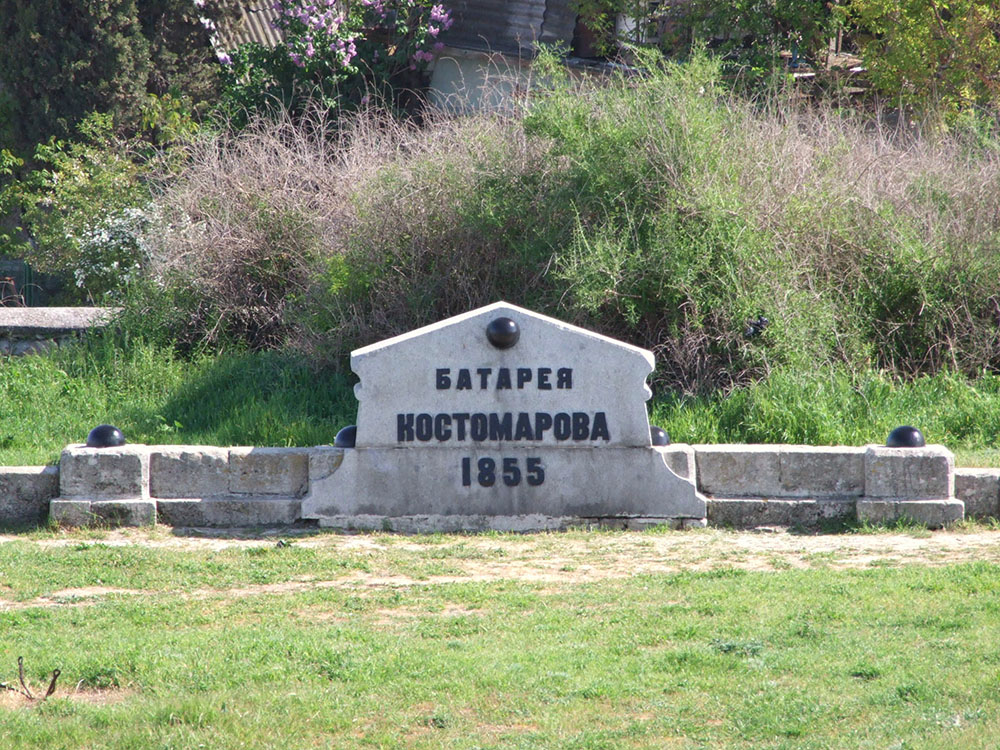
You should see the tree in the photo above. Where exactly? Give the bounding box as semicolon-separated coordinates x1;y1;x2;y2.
846;0;1000;119
0;0;235;153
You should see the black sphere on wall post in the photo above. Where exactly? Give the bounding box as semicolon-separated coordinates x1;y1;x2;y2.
886;426;925;448
86;424;125;448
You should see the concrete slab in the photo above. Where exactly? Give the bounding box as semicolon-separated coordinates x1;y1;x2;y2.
0;465;59;526
694;445;782;497
150;447;231;498
708;497;856;528
864;445;953;500
856;498;964;528
229;447;309;496
156;497;301;527
59;445;150;500
954;468;1000;519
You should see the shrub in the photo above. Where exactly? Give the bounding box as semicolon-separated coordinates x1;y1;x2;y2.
0;0;233;152
218;0;454;123
0;114;154;303
844;0;1000;121
143;52;1000;392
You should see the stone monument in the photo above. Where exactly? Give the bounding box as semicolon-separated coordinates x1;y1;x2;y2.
301;302;707;531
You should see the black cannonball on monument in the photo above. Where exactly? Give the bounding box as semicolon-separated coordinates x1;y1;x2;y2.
650;426;671;446
86;424;125;448
335;425;357;448
886;425;925;448
486;317;519;349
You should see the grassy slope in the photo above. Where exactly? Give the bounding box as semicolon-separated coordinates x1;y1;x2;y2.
2;530;1000;748
3;341;1000;466
0;339;357;466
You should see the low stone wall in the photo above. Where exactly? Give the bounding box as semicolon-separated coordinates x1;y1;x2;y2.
0;307;118;356
2;443;995;529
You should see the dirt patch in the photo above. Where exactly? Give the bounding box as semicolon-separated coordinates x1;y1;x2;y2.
0;686;133;710
4;528;1000;611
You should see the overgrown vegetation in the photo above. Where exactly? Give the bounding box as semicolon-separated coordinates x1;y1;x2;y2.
1;2;999;454
128;53;1000;395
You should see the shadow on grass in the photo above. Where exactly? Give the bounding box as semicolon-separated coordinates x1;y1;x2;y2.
138;351;358;448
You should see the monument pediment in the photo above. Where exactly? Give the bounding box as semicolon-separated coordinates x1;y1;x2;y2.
352;302;656;448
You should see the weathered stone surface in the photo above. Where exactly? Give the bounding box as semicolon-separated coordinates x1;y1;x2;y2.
229;447;309;496
954;469;1000;519
303;446;706;524
708;498;856;528
49;499;94;526
350;302;657;449
59;445;150;500
307;446;345;483
90;499;156;526
856;498;963;528
150;447;231;498
0;306;118;337
50;498;154;527
0;465;59;526
157;497;300;527
864;445;953;500
778;446;865;496
694;445;782;497
660;445;695;480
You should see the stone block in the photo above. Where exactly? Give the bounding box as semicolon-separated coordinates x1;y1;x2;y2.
856;498;964;528
953;469;1000;519
156;497;301;527
59;445;150;500
658;444;695;480
708;497;856;528
778;446;865;497
49;499;94;527
229;448;309;496
694;445;782;497
51;499;155;527
864;445;953;500
0;465;59;526
90;500;157;526
150;446;231;498
307;446;345;483
303;446;706;524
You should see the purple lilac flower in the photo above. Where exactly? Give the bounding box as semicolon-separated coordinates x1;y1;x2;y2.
217;51;232;65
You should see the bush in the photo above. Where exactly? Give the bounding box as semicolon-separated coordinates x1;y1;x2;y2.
218;0;454;123
0;114;155;303
0;0;233;152
142;52;1000;392
844;0;1000;121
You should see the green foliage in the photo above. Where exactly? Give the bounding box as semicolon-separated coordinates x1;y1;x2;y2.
845;0;1000;120
0;337;356;466
652;367;1000;457
665;0;841;78
218;0;454;122
0;114;150;302
0;0;232;152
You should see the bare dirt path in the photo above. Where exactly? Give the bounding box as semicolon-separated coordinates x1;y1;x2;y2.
2;526;1000;611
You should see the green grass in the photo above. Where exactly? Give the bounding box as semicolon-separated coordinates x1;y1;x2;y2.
3;530;1000;748
0;336;357;465
4;341;1000;467
651;368;1000;467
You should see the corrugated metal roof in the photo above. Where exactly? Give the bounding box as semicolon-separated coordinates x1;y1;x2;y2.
218;4;285;50
444;0;576;56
